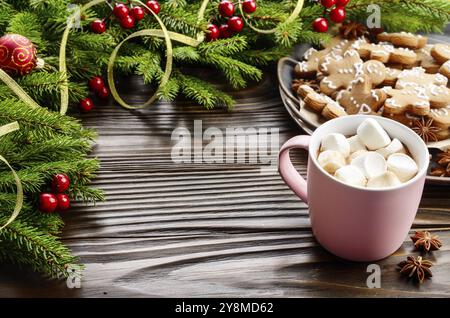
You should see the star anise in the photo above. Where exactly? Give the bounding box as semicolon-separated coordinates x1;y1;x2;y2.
292;78;320;94
339;21;368;40
410;231;443;252
411;117;440;144
430;166;450;177
436;149;450;167
397;256;433;284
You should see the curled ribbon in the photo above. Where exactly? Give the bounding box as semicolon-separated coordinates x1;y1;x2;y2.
0;122;23;231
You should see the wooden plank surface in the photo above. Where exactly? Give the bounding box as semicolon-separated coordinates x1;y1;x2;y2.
1;43;450;298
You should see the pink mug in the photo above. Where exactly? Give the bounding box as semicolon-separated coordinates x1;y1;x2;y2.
278;115;430;262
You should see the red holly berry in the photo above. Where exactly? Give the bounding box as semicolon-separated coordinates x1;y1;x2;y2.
320;0;336;8
98;86;110;99
145;0;161;15
52;173;70;193
56;194;71;211
227;16;244;32
330;6;346;23
313;17;329;33
219;24;233;38
120;15;135;29
80;98;94;113
131;6;145;22
90;19;106;34
113;3;129;19
218;1;235;17
206;24;220;41
89;76;105;92
242;0;257;14
39;193;58;213
336;0;350;6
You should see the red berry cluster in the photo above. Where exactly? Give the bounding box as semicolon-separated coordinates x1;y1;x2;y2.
90;1;160;33
206;0;257;41
313;0;349;33
79;76;110;112
39;174;71;213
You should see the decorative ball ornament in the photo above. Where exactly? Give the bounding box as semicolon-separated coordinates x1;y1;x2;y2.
320;0;336;8
242;0;257;14
313;17;329;33
0;34;37;76
39;193;58;213
206;24;220;41
56;194;71;211
146;1;161;15
90;19;106;34
228;16;244;32
336;0;350;6
131;6;146;22
219;1;235;17
330;6;346;23
52;173;70;193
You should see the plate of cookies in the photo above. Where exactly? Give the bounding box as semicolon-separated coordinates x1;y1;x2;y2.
278;29;450;184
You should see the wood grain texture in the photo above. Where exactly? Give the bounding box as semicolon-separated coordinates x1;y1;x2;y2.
1;40;450;298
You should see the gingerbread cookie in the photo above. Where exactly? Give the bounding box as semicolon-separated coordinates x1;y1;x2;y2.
384;112;421;128
362;60;387;86
319;49;363;95
423;85;450;109
439;60;450;80
431;43;450;64
416;45;442;73
428;106;450;140
377;32;427;50
322;37;356;56
336;74;386;115
382;86;430;116
298;85;347;119
294;47;334;78
395;67;448;89
353;40;417;65
382;67;402;86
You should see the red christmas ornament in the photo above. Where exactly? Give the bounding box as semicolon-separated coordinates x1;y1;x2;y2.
98;86;110;99
52;173;70;193
39;193;58;213
219;24;233;38
0;34;37;75
120;15;135;29
330;7;346;23
218;1;235;17
113;3;130;19
242;0;257;14
145;1;161;15
89;76;105;92
206;24;220;41
90;19;106;34
320;0;336;8
313;17;329;33
131;6;145;21
336;0;350;6
80;98;94;112
56;194;71;211
227;16;244;32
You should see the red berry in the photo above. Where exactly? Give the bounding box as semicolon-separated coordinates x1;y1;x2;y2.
79;98;94;113
39;193;58;213
313;17;329;33
113;3;129;19
120;15;135;29
52;173;70;193
242;0;257;14
90;19;106;34
145;1;161;15
227;16;244;32
56;194;71;211
336;0;350;6
89;76;105;92
206;24;220;41
98;86;110;99
218;1;235;17
330;6;346;23
219;24;233;38
320;0;336;8
131;6;145;21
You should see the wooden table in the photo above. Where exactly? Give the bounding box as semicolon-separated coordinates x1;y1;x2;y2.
1;44;450;299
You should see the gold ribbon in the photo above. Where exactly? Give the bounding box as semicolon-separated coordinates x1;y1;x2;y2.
0;122;23;231
0;69;40;109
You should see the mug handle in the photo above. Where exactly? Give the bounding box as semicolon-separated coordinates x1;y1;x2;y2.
278;135;311;204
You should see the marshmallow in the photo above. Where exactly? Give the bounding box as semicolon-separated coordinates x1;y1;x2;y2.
387;153;419;182
318;150;346;174
347;135;366;153
321;133;350;157
375;138;406;158
356;118;391;150
367;171;402;189
351;151;387;179
334;165;367;187
348;150;368;163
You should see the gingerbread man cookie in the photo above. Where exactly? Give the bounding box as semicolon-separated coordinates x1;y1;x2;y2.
298;85;347;119
377;32;427;50
353;40;417;65
395;67;448;89
362;60;387;86
294;47;334;78
336;74;387;115
430;43;450;64
439;60;450;80
382;86;430;116
423;85;450;109
416;45;442;73
428;106;450;140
